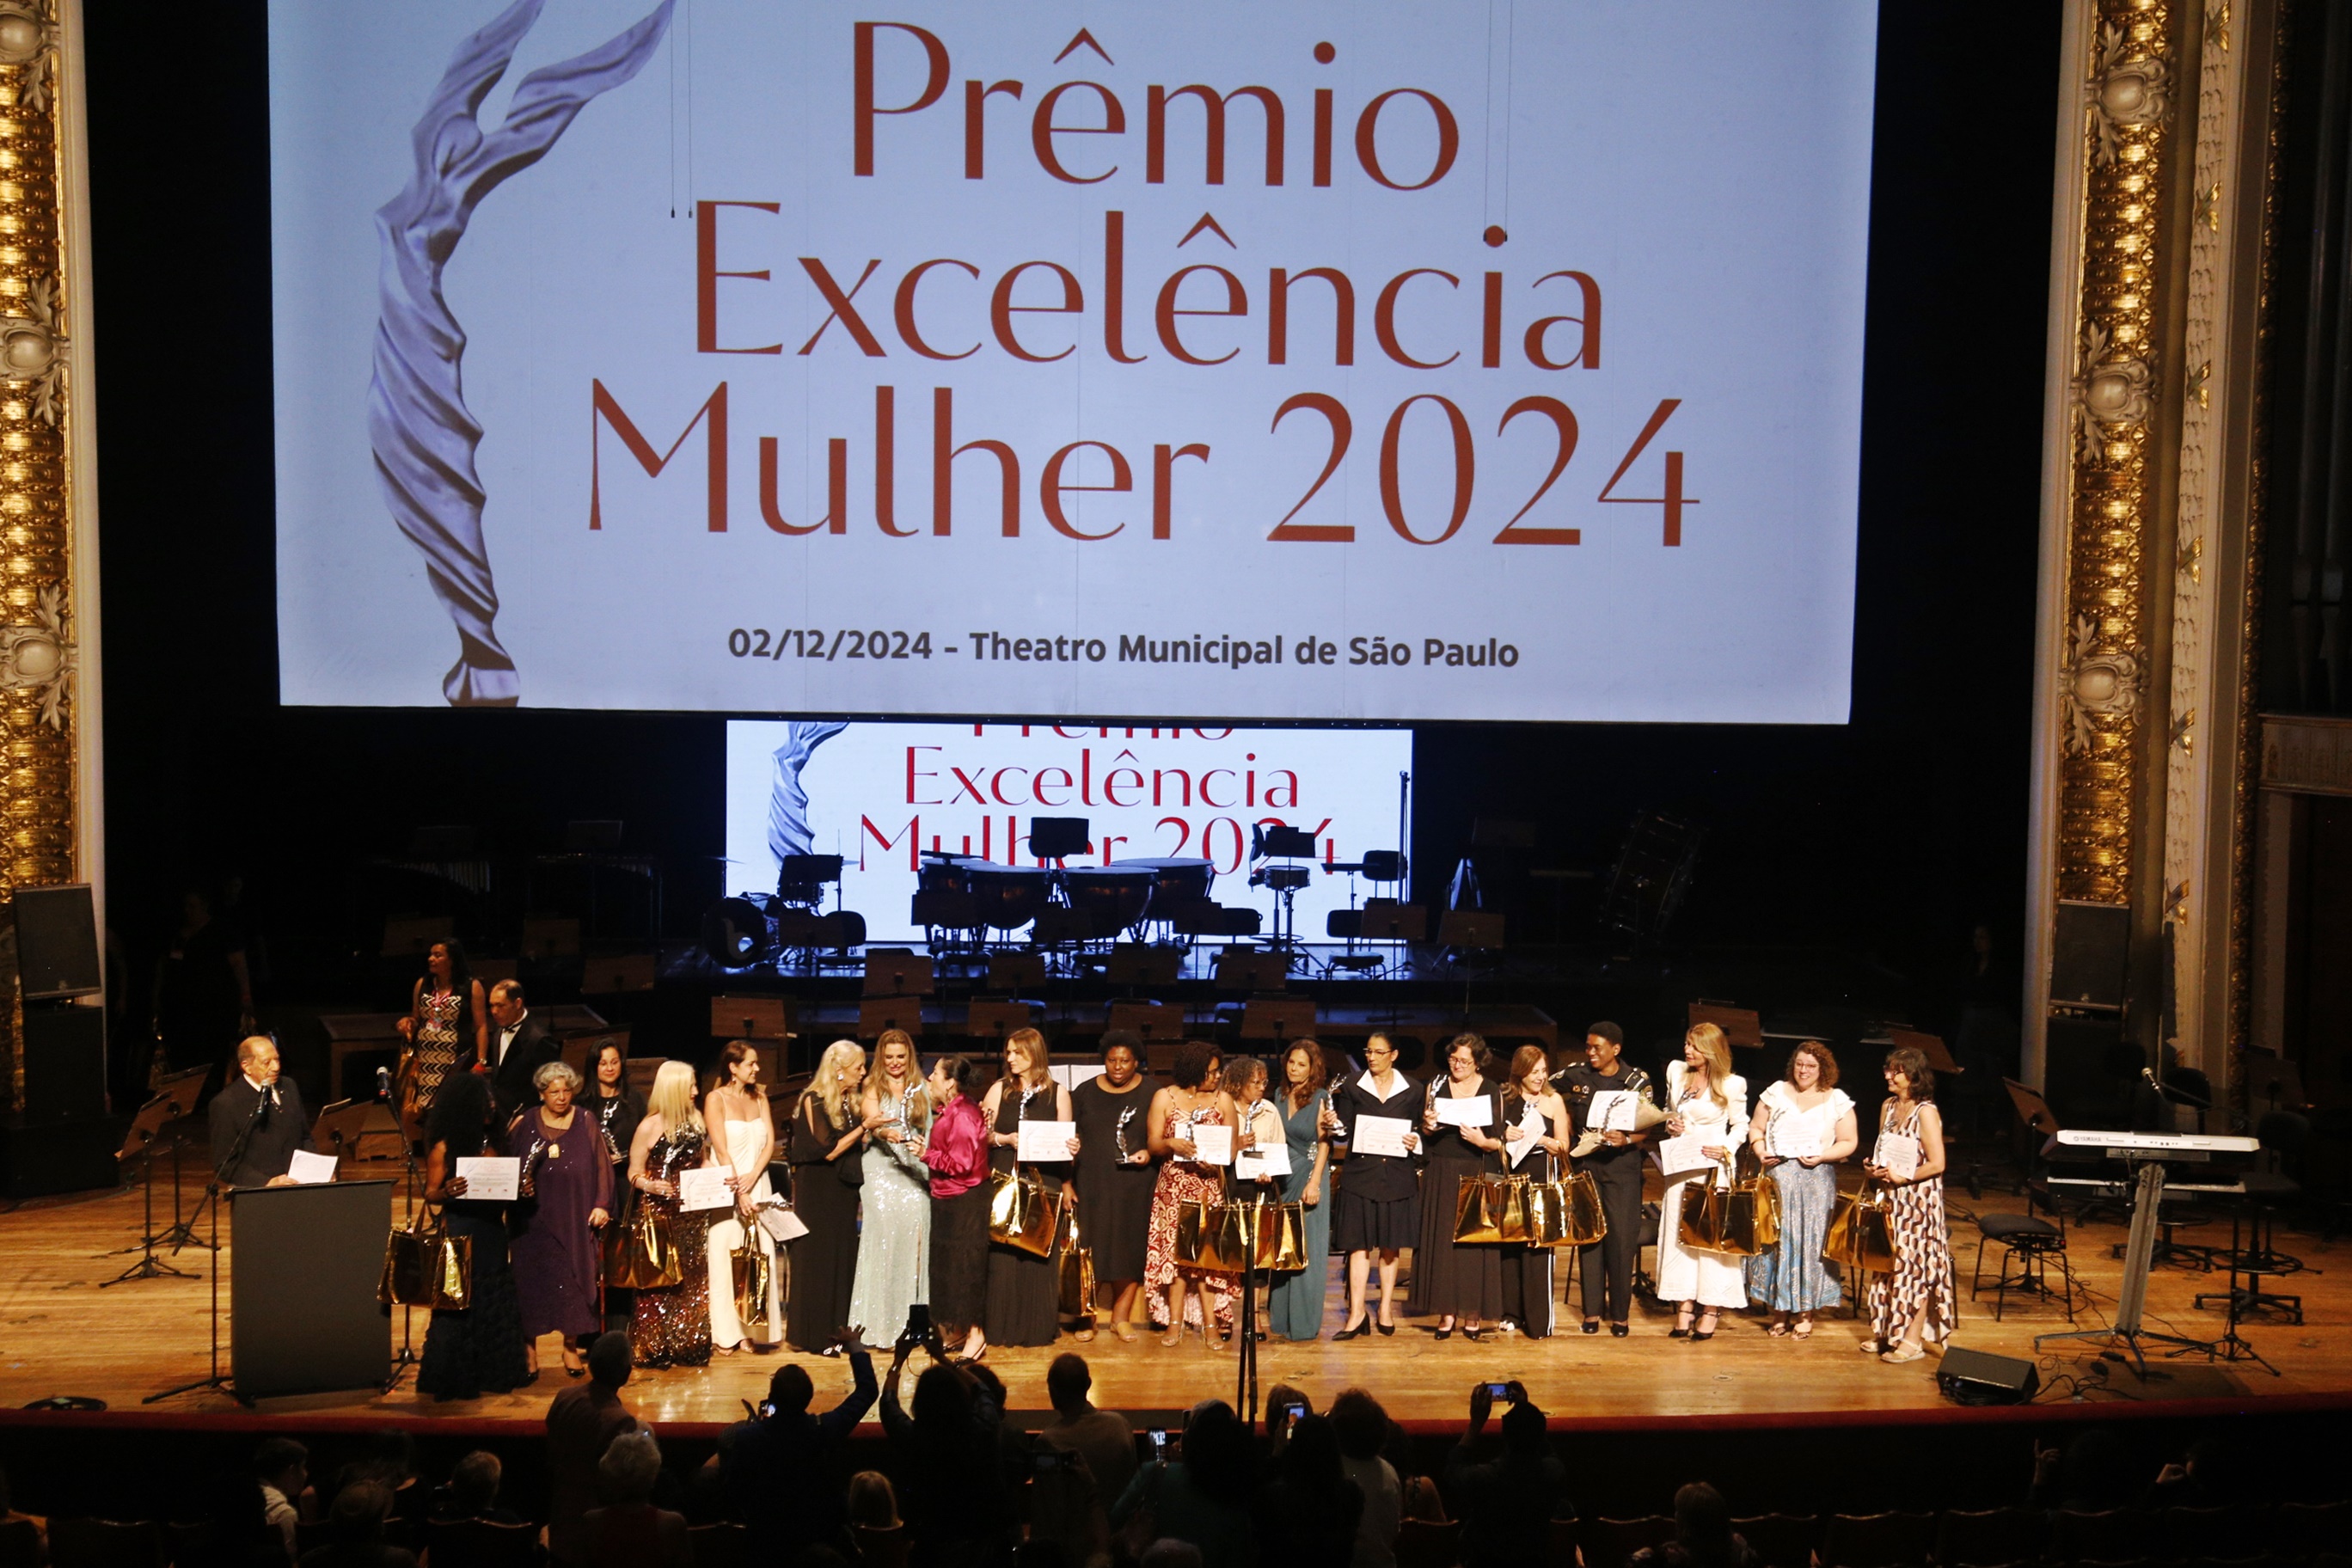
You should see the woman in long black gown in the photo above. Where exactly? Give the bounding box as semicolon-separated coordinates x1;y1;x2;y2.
415;1072;530;1401
786;1040;869;1351
1069;1031;1157;1342
1408;1032;1510;1339
981;1028;1075;1348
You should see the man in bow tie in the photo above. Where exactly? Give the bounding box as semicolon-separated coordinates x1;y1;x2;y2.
208;1035;315;1188
486;980;562;1125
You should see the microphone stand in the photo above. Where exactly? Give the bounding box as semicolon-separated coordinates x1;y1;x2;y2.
145;1085;270;1406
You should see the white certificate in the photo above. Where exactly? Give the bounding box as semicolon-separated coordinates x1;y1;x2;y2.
1771;1118;1822;1160
454;1156;520;1202
1655;1134;1716;1179
1874;1130;1920;1181
1433;1095;1493;1129
1507;1106;1548;1168
677;1164;737;1212
287;1149;338;1185
1235;1139;1293;1179
1587;1090;1640;1133
1189;1124;1234;1166
1017;1119;1080;1163
1352;1114;1414;1159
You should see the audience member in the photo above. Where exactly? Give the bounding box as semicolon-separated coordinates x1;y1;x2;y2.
1329;1389;1403;1568
1263;1384;1313;1453
426;1453;520;1526
879;1339;1014;1565
329;1435;423;1550
298;1484;415;1568
184;1466;283;1568
1110;1400;1259;1567
1399;1478;1449;1525
2029;1427;2136;1512
582;1433;689;1568
1442;1384;1573;1568
253;1439;308;1559
0;1466;46;1567
1039;1353;1138;1503
1626;1484;1758;1568
547;1333;640;1567
845;1473;901;1530
2145;1436;2247;1510
1261;1414;1364;1568
720;1331;879;1563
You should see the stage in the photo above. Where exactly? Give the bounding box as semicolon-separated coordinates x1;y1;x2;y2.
5;1151;2342;1436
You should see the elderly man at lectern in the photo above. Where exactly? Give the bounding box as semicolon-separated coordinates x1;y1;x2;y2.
208;1036;315;1188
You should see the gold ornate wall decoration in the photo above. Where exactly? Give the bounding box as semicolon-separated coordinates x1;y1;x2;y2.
2053;0;2183;911
0;1;79;916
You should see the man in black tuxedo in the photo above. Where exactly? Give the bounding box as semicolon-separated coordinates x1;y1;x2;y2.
208;1035;315;1187
486;980;562;1124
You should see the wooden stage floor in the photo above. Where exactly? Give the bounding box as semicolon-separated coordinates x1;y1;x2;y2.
5;1164;2344;1431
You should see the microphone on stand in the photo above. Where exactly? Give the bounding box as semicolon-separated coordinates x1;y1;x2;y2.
377;1066;394;1102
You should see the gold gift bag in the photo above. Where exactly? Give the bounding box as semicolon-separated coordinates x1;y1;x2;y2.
989;1169;1062;1258
378;1210;473;1309
1824;1185;1896;1272
601;1204;682;1289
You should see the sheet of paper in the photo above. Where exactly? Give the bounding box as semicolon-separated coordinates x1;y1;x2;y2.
1771;1118;1822;1160
1874;1130;1920;1181
455;1156;520;1202
1235;1138;1293;1179
1655;1134;1716;1179
287;1149;338;1185
1352;1114;1414;1159
1017;1119;1080;1163
1587;1089;1639;1133
1433;1095;1493;1129
1189;1124;1234;1166
756;1203;809;1242
677;1164;736;1212
1508;1106;1548;1168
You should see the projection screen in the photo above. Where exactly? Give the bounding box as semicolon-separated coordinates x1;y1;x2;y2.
270;0;1877;722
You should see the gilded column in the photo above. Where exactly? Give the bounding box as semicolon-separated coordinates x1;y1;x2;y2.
0;0;98;1106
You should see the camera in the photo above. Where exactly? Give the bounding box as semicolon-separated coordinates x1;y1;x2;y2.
1147;1429;1172;1461
1481;1381;1514;1403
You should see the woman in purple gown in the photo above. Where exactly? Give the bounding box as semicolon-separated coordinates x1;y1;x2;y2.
507;1060;613;1377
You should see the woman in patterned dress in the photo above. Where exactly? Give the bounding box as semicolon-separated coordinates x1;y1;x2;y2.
395;940;487;1142
1863;1045;1956;1363
1743;1041;1859;1339
1143;1040;1238;1347
624;1062;712;1369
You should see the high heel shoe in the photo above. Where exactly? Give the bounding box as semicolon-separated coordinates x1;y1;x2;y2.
1375;1316;1396;1337
1669;1310;1694;1340
1434;1323;1454;1342
1582;1320;1602;1336
1609;1322;1630;1338
1161;1325;1184;1348
1332;1320;1370;1341
1461;1325;1485;1343
1692;1311;1719;1342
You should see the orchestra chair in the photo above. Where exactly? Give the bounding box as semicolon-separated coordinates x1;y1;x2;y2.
422;1518;538;1568
2159;1505;2274;1562
2228;1110;2309;1320
1817;1510;1935;1568
1972;1186;2075;1321
1933;1506;2050;1568
687;1521;749;1568
1578;1517;1675;1568
46;1520;162;1568
1731;1515;1821;1568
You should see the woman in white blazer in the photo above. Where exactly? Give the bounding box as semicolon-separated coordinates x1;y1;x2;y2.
1654;1022;1749;1340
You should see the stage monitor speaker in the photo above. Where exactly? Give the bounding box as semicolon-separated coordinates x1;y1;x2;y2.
14;883;101;1001
1937;1344;2039;1406
2051;900;2129;1009
20;1004;104;1121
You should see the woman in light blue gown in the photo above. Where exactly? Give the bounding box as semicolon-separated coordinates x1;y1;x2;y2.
848;1029;932;1339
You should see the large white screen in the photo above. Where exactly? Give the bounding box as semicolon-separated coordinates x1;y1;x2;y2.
273;1;1875;721
724;720;1410;944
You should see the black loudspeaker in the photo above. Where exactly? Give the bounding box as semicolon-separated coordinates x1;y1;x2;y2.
1938;1344;2040;1406
2050;900;2130;1009
14;883;102;1001
20;1005;106;1121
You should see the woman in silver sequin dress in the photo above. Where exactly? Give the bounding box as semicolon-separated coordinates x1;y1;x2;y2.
848;1029;932;1338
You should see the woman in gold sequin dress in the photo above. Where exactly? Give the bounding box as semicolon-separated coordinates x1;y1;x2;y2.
624;1062;712;1369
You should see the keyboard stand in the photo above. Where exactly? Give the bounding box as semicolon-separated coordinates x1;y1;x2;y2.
2037;1161;2220;1377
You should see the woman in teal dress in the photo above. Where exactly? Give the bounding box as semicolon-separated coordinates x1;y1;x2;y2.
1265;1040;1335;1342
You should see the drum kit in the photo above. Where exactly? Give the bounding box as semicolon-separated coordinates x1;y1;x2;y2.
914;851;1217;952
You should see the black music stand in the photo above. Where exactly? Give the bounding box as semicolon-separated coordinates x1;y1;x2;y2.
141;1066;216;1254
145;1083;274;1405
105;1090;200;1284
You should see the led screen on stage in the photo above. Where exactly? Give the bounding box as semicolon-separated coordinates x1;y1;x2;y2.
272;1;1876;721
724;720;1411;944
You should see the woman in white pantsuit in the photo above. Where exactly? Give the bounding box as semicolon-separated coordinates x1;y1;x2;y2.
1653;1023;1748;1340
702;1042;783;1350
